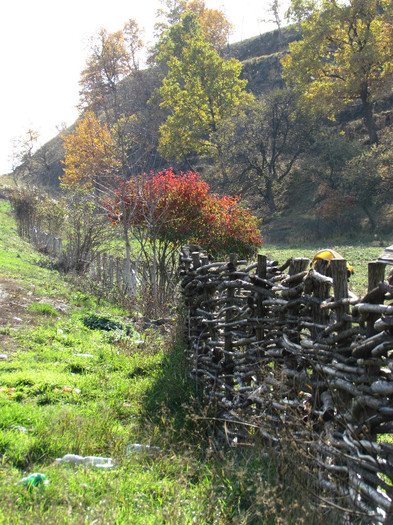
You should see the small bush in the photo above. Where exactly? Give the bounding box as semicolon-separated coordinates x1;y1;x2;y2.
82;313;124;332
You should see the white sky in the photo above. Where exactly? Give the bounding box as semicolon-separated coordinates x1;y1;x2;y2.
0;0;288;175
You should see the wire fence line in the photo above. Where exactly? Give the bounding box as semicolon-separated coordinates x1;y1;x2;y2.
30;226;141;295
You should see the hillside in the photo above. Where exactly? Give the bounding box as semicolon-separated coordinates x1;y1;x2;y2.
6;27;297;189
226;26;300;94
0;199;243;523
5;23;393;244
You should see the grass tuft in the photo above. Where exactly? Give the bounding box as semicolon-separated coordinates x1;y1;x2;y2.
27;302;59;317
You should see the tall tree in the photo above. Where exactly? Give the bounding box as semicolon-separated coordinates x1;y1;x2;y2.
282;0;393;144
217;90;316;212
154;0;232;50
156;13;251;181
77;21;160;293
79;19;144;124
62;112;119;191
262;0;283;43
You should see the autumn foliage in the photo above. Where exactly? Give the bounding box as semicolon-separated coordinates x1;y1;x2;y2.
62;112;120;189
104;169;262;258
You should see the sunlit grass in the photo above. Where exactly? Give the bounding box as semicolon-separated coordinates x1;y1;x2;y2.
0;198;376;523
262;243;383;297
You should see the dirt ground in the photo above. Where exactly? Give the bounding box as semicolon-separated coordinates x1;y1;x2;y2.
0;277;36;355
0;277;68;356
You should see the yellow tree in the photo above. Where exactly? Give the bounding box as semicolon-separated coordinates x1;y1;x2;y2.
79;20;143;124
73;22;150;295
62;112;120;191
282;0;393;144
187;0;232;49
154;0;232;51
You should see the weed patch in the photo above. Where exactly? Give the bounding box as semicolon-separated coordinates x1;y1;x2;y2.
82;313;124;332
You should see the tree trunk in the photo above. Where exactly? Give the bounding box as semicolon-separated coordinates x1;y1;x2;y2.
123;223;136;297
216;142;229;185
361;88;378;145
361;203;376;231
265;179;277;212
152;237;158;318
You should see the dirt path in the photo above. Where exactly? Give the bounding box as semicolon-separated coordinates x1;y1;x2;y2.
0;275;68;357
0;277;36;355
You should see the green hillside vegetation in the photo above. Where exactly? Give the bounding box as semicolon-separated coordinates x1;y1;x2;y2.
0;199;269;524
4;0;393;245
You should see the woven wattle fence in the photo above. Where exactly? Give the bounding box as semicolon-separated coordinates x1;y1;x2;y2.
180;246;393;522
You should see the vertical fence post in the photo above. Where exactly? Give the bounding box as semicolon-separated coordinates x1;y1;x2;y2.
367;261;386;337
199;254;212;366
102;253;108;286
116;258;121;288
190;252;202;383
365;261;387;394
311;259;331;339
330;258;350;332
256;254;267;345
330;258;353;418
50;235;55;255
108;256;114;288
254;254;267;391
288;257;309;342
224;254;237;398
122;259;128;294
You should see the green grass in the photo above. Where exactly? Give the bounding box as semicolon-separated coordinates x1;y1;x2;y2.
0;199;377;523
0;310;282;523
27;303;59;317
262;243;383;297
0;200;291;524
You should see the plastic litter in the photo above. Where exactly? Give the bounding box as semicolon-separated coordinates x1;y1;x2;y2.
53;387;81;394
11;425;27;433
55;454;114;468
0;354;8;361
20;473;48;489
126;444;160;455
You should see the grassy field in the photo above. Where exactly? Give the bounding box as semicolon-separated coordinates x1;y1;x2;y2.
262;243;384;297
0;198;384;524
0;200;285;524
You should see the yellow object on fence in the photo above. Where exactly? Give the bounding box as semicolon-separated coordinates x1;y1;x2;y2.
310;249;354;275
